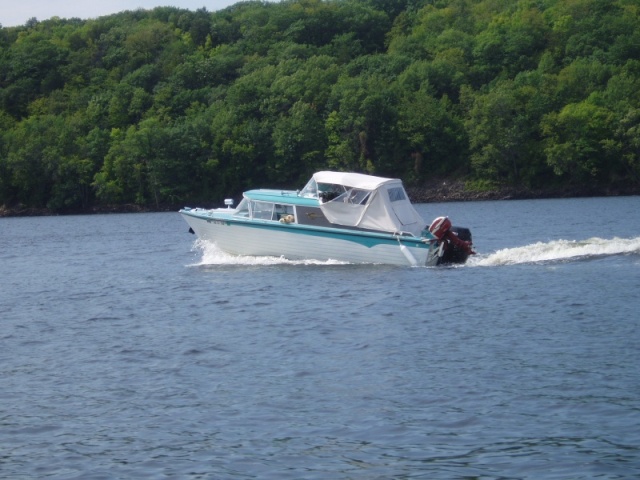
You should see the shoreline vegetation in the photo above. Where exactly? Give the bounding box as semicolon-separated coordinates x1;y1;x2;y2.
2;180;639;217
2;1;640;215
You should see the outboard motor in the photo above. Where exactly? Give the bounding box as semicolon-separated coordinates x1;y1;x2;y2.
428;216;475;265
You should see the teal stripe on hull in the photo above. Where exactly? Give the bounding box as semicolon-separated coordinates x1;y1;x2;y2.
182;211;432;251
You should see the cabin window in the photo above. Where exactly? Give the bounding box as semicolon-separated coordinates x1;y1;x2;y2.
248;201;295;221
387;187;407;202
250;201;275;220
274;204;295;222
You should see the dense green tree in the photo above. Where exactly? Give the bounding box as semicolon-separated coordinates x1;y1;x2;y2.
325;72;400;174
398;86;467;182
465;71;556;186
465;82;530;183
615;108;640;183
271;100;327;184
1;0;640;212
542;100;617;183
3;114;66;206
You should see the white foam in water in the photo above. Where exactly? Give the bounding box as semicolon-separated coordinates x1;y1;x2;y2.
469;236;640;267
190;239;349;266
188;237;640;268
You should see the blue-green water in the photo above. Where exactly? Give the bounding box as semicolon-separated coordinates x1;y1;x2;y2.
2;197;639;479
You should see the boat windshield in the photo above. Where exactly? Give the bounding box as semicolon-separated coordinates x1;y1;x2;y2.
317;183;348;202
300;177;350;202
300;178;318;197
234;198;250;217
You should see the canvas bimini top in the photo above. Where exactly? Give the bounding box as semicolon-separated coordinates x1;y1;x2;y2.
310;171;396;190
299;171;426;236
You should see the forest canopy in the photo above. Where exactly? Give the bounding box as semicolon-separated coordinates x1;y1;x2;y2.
1;0;640;212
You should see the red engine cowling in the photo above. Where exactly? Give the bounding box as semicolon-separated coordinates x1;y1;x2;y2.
428;216;452;240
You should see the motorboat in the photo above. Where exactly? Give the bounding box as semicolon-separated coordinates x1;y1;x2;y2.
180;171;474;266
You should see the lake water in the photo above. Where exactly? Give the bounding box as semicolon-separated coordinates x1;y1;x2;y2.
1;197;640;479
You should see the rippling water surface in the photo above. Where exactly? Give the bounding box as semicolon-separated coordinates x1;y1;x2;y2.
2;197;640;479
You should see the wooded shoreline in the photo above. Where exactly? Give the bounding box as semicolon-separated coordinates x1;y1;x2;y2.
3;181;639;217
2;1;640;215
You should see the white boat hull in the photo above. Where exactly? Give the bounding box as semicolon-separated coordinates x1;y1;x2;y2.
181;211;439;267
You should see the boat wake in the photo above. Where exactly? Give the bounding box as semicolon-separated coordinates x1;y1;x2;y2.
189;237;640;268
469;236;640;267
189;240;349;267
